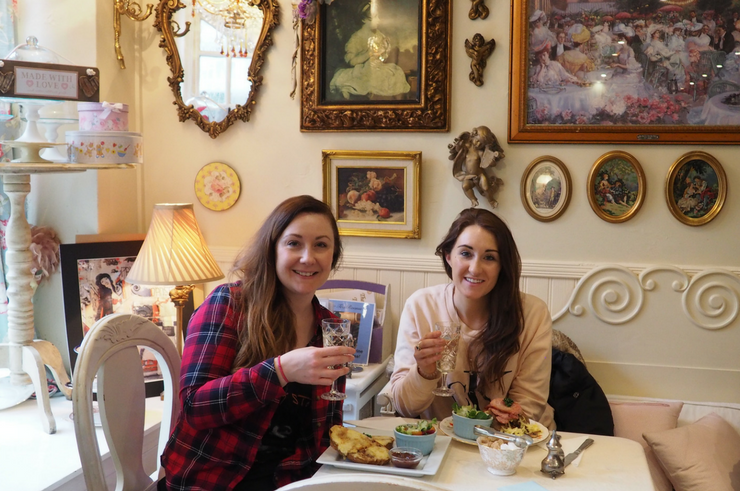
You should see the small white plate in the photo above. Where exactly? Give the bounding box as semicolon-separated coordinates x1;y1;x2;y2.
439;416;549;445
317;428;452;477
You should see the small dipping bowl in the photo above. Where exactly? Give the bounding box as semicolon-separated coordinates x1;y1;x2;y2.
390;447;423;469
477;436;526;476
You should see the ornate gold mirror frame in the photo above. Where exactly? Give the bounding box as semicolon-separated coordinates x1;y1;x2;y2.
153;0;279;139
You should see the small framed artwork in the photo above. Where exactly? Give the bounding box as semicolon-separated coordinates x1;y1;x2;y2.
300;0;451;132
60;241;193;397
587;151;646;224
665;151;727;226
322;150;421;238
520;156;572;222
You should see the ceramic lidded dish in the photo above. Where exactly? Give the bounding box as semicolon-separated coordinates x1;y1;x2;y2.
477;436;526;476
66;131;143;164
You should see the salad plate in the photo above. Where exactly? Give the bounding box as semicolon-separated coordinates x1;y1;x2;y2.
317;427;452;477
439;416;549;445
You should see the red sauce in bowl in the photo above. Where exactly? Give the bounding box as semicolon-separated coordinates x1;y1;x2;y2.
391;450;422;468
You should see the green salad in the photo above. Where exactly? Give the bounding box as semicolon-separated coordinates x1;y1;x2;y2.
395;418;438;435
452;402;491;420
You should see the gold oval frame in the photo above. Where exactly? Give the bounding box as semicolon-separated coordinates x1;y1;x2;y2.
520;155;572;222
665;151;727;227
153;0;280;139
587;151;646;224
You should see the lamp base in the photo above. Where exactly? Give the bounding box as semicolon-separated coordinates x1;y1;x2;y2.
169;285;195;354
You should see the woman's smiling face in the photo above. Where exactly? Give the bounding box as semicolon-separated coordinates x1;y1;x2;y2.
445;224;501;302
275;213;335;303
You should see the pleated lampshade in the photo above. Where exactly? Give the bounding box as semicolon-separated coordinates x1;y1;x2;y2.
127;203;224;286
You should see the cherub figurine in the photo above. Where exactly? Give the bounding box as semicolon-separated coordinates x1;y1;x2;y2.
448;126;505;208
464;34;496;86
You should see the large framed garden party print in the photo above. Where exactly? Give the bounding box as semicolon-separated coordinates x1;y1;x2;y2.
300;0;451;132
508;0;740;144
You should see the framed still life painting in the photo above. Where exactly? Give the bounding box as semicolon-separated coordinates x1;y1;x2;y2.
300;0;451;131
509;0;740;144
665;151;727;226
587;151;646;223
60;240;193;397
520;155;572;222
322;150;421;238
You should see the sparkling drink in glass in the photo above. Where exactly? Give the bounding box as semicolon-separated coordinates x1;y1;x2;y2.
320;318;352;401
432;321;461;397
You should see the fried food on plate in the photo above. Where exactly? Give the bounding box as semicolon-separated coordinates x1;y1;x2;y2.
329;425;393;465
500;414;543;439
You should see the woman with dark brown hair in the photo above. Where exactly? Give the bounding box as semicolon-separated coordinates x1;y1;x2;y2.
389;208;554;429
159;195;355;491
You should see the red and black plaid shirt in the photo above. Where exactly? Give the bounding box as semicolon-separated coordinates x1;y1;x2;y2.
160;283;343;490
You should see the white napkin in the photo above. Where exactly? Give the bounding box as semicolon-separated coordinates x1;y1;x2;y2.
560;435;592;467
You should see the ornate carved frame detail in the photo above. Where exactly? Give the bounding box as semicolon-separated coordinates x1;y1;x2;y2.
300;0;451;132
154;0;280;139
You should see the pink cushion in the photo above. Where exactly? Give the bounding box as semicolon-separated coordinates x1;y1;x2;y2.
610;401;683;491
644;412;740;491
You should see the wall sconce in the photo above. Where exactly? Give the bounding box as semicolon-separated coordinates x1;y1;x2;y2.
114;0;155;69
127;203;224;354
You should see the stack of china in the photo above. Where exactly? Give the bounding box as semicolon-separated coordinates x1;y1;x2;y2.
66;101;143;164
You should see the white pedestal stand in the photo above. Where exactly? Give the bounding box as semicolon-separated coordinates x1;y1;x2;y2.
0;112;135;432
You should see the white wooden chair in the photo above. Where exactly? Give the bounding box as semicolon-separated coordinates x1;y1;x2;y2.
276;473;449;490
72;313;180;491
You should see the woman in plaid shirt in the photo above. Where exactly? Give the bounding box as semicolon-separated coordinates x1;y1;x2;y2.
159;196;355;490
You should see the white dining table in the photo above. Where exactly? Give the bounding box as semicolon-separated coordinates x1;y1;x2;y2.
700;93;740;125
314;417;655;491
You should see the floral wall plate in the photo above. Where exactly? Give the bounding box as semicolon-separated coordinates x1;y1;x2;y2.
194;162;241;211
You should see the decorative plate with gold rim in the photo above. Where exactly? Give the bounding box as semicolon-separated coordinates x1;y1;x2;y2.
194;162;241;211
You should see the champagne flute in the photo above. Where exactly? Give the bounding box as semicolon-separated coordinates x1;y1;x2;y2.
320;318;352;401
431;321;461;397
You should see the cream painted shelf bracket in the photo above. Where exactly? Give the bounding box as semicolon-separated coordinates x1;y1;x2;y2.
114;0;155;69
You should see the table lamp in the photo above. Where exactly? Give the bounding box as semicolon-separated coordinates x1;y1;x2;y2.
126;203;224;354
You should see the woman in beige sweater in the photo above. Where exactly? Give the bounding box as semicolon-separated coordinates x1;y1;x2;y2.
389;208;555;429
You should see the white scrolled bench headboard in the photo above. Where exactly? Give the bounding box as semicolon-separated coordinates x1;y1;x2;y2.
206;249;740;405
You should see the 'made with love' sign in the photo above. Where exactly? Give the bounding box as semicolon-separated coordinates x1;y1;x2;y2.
0;60;99;102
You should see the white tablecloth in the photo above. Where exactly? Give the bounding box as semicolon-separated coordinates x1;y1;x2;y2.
701;93;740;125
315;418;655;491
529;85;604;117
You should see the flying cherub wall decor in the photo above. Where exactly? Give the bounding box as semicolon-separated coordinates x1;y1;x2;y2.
448;126;505;208
464;34;496;86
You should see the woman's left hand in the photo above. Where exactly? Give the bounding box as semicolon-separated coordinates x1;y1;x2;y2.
486;398;523;424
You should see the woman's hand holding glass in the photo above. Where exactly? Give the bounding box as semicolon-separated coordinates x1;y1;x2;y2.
413;330;447;377
278;345;355;387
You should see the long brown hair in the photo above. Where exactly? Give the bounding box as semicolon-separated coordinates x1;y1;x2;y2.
231;195;342;370
435;208;524;391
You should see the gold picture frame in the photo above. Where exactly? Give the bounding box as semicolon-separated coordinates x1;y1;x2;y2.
587;151;646;224
300;0;451;132
508;0;740;144
322;150;421;238
665;151;727;227
520;156;572;222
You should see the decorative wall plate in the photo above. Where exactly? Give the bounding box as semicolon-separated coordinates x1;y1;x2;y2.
194;162;241;211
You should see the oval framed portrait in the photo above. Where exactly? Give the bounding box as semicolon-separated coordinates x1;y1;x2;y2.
587;151;646;224
520;156;572;222
665;151;726;226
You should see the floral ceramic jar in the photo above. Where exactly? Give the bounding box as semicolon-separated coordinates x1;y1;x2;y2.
78;102;129;131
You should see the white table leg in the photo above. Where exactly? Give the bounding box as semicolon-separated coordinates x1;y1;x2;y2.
2;174;70;432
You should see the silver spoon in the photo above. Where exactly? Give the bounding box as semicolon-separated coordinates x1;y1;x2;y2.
474;425;534;449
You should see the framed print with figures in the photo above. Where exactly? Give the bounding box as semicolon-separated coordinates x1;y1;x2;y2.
521;156;572;222
300;0;451;132
509;0;740;144
322;150;421;238
666;151;726;226
587;151;646;223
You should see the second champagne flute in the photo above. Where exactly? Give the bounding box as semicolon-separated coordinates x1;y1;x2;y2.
320;318;352;401
432;321;461;397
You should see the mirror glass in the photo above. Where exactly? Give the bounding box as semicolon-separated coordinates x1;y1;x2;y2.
156;0;279;138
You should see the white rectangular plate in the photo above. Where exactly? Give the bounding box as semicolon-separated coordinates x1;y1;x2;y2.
317;428;452;477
